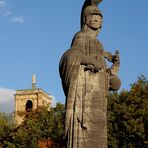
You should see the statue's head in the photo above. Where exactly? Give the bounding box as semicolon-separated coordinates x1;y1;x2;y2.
82;6;102;30
81;0;103;29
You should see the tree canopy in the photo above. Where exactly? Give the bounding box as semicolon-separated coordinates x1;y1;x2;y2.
108;75;148;147
0;75;148;148
0;103;65;148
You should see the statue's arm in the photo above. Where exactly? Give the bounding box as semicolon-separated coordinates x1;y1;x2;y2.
103;49;121;90
104;49;120;65
99;38;120;75
81;55;102;72
104;51;113;62
72;33;101;72
106;50;120;76
81;55;97;65
98;41;114;62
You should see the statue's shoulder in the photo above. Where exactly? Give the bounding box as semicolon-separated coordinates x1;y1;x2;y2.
61;31;85;57
71;30;88;46
73;30;88;39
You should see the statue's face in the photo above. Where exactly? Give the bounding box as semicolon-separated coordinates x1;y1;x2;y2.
86;14;102;30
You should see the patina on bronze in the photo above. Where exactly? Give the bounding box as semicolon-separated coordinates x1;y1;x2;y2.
59;0;121;147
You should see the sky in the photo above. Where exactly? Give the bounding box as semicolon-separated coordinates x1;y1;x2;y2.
0;0;148;113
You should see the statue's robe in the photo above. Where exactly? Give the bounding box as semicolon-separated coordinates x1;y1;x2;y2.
59;30;109;148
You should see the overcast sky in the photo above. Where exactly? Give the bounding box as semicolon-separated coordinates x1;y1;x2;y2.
0;0;148;113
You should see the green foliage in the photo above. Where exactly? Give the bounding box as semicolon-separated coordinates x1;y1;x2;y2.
0;113;14;145
0;102;65;148
1;75;148;147
108;75;148;147
48;103;65;143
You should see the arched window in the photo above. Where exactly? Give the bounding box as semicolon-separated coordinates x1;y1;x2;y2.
26;100;33;112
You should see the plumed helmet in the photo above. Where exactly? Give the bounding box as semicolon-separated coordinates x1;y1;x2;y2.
81;0;103;28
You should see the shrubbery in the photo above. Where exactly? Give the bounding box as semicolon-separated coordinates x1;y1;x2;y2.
0;75;148;147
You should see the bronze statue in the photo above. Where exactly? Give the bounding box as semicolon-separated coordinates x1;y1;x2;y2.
59;0;121;147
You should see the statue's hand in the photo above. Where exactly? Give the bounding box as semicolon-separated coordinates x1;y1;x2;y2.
84;65;95;73
112;50;120;65
112;55;119;62
84;63;102;73
93;62;102;73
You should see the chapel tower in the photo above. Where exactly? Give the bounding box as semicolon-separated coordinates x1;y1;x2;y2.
14;75;52;125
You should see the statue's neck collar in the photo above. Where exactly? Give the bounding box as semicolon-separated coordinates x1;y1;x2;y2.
82;26;99;38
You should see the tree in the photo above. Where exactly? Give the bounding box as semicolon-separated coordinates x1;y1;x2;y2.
1;75;148;147
0;113;14;146
0;102;65;148
108;75;148;147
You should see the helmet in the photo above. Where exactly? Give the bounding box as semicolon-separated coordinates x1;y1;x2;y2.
83;6;102;17
81;0;103;28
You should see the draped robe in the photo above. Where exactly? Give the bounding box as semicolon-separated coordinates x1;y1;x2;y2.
59;30;109;148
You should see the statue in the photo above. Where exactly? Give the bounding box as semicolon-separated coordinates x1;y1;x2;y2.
59;0;121;147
